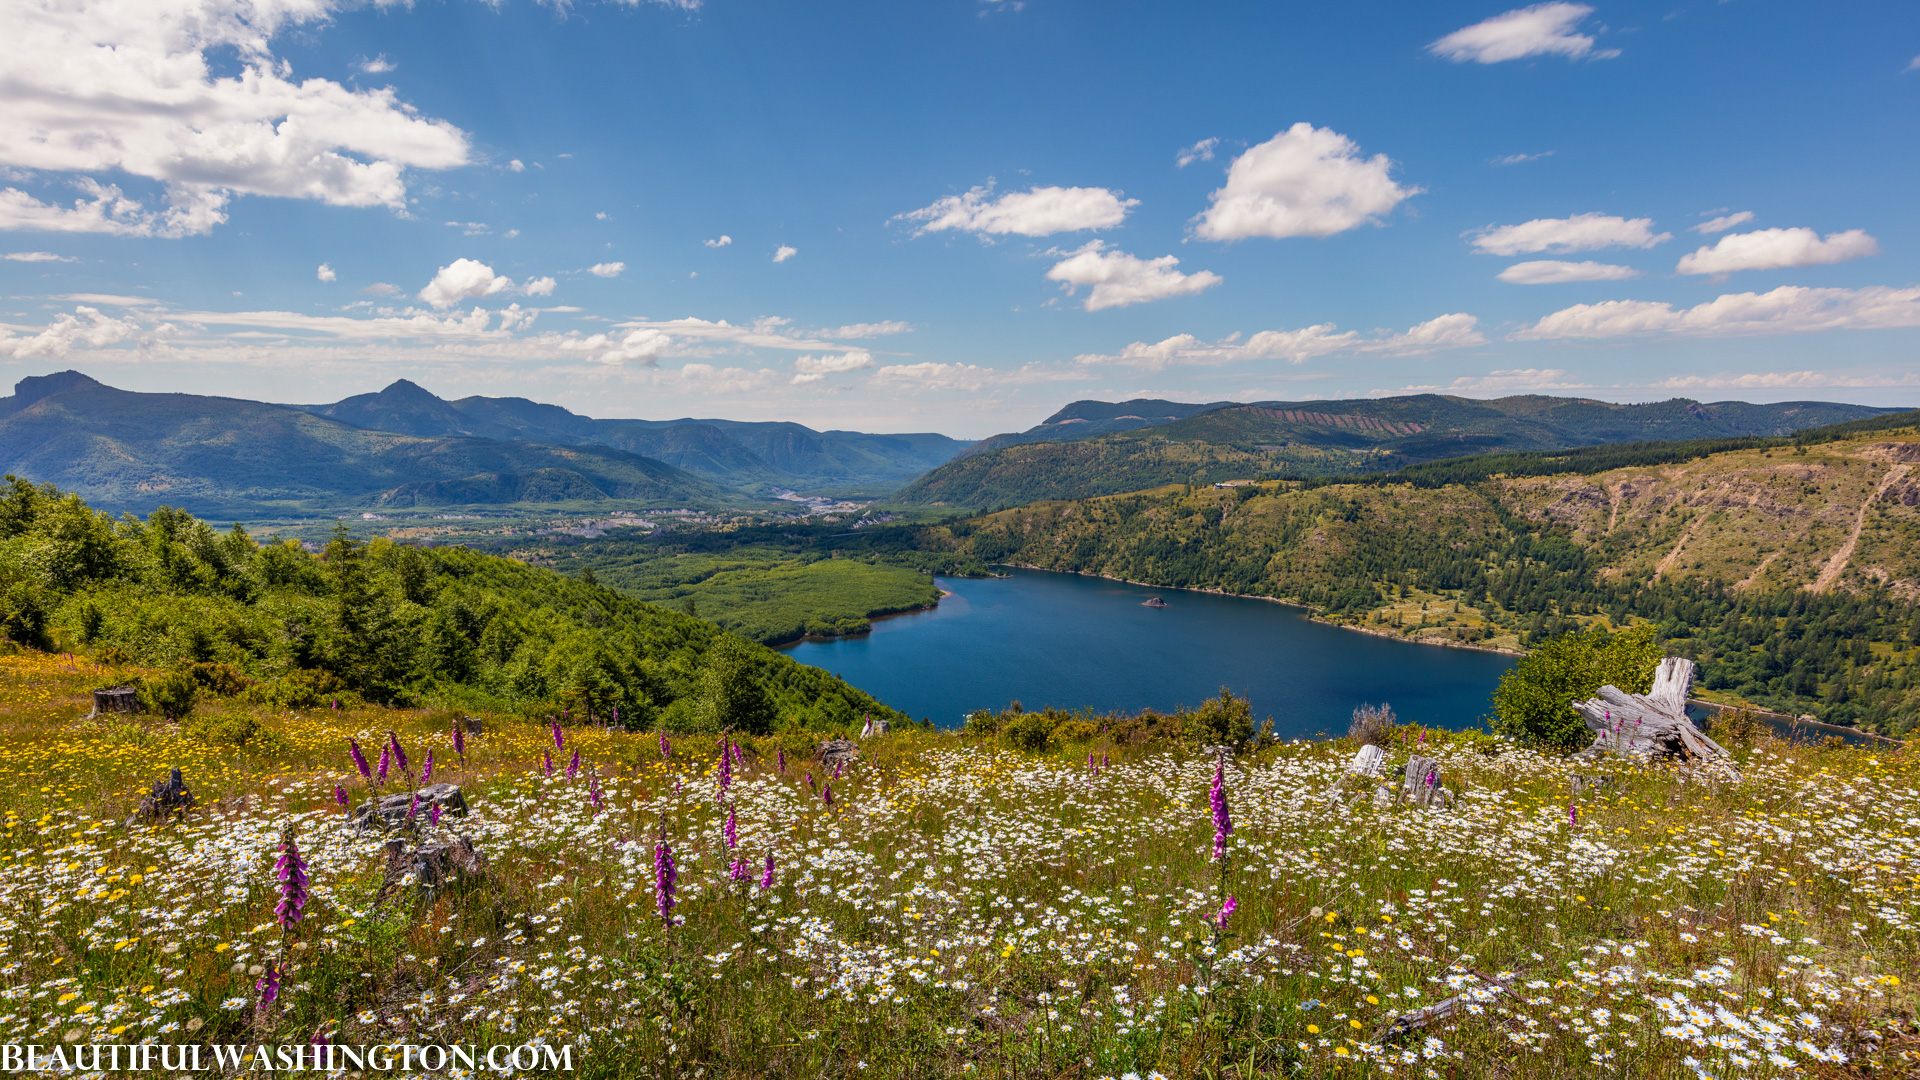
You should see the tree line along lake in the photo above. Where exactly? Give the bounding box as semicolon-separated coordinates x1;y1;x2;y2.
780;567;1517;737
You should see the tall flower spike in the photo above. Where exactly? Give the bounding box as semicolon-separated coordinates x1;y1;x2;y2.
256;961;280;1007
776;748;787;773
387;731;409;775
429;802;442;826
421;749;434;786
375;744;391;785
552;721;565;750
1216;894;1238;932
348;739;371;780
718;745;732;793
659;731;671;759
821;782;833;810
452;721;466;758
589;776;604;814
542;750;554;776
1209;759;1233;860
760;851;776;890
333;785;348;809
406;793;420;824
274;830;310;930
724;807;737;849
567;748;580;780
653;836;678;924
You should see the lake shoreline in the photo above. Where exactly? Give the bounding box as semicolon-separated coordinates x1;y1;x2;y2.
766;586;949;649
995;564;1525;659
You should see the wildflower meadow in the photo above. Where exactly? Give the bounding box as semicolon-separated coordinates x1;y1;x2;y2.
0;647;1913;1078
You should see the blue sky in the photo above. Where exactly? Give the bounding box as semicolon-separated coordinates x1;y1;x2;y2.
1;0;1916;437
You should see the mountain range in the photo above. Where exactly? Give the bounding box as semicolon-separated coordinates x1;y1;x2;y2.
892;394;1899;509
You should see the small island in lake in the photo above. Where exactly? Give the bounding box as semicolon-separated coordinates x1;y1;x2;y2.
1142;596;1168;608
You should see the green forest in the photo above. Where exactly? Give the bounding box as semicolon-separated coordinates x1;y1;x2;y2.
0;477;904;732
515;534;943;645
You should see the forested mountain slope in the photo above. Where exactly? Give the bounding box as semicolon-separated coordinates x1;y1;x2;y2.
896;394;1896;510
0;477;900;729
924;430;1920;734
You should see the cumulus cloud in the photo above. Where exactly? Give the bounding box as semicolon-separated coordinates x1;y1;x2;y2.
558;328;673;367
1497;259;1642;284
1077;313;1484;369
4;251;75;262
1390;368;1589;395
790;350;873;384
1191;124;1419;242
362;282;401;297
1043;242;1222;312
897;182;1138;238
773;246;798;263
507;159;525;172
0;0;470;237
704;235;732;248
1175;138;1219;168
588;262;626;278
1428;3;1615;64
419;259;514;309
1638;370;1920;392
870;362;996;391
0;306;145;358
1675;228;1879;276
1513;284;1920;340
1468;212;1670;256
832;321;913;338
358;55;396;75
316;263;336;283
522;276;556;297
1691;210;1753;235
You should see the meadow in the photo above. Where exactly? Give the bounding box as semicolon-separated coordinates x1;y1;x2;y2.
0;647;1913;1078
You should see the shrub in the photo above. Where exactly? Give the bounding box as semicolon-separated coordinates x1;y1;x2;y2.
246;668;347;709
1349;703;1398;747
1053;719;1099;744
1712;707;1764;747
185;710;291;754
136;670;199;721
183;661;254;697
1003;712;1055;753
1184;688;1255;747
1490;625;1662;752
961;709;1001;737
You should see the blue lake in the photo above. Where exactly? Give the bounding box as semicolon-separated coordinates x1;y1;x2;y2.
780;568;1515;737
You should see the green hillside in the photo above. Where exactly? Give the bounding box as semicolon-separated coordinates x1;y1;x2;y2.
0;476;902;729
0;373;740;517
898;394;1897;510
921;424;1920;735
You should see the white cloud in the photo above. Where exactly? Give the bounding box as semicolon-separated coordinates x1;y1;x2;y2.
559;328;673;367
1637;370;1920;392
507;159;525;172
182;305;504;340
1493;151;1554;165
523;276;557;297
672;362;781;395
0;306;145;357
358;55;396;75
1428;3;1615;64
790;350;873;384
0;180;229;238
1389;368;1589;395
1675;228;1879;276
3;251;75;262
704;235;732;248
419;259;514;309
1497;259;1643;284
1691;210;1753;235
1907;54;1920;72
316;263;336;283
1175;138;1219;168
773;245;797;263
870;362;996;391
0;1;469;236
588;262;626;278
1191;123;1419;242
1513;284;1920;340
831;321;913;338
1043;241;1222;312
897;183;1137;238
1469;212;1670;256
1077;313;1485;369
604;315;842;353
362;282;401;297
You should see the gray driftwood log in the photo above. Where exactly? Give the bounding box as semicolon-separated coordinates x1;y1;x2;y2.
1375;972;1519;1042
1570;658;1734;769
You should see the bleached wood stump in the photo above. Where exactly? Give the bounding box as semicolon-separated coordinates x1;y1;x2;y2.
1571;658;1734;770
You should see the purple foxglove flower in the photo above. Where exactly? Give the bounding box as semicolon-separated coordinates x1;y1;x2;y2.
1425;769;1437;789
542;750;554;776
724;807;737;849
589;776;604;814
348;739;371;780
777;748;787;773
822;783;833;809
422;749;434;785
804;771;814;791
376;744;391;785
430;803;442;826
274;833;309;930
406;793;420;824
728;858;750;883
552;721;565;750
256;961;280;1006
331;699;340;711
1102;753;1109;769
387;731;409;775
653;839;678;924
1087;753;1094;769
1209;760;1233;860
333;785;348;809
1569;805;1578;826
760;852;776;890
1216;894;1238;931
731;740;743;765
567;748;580;780
660;732;671;759
452;721;466;758
718;746;732;792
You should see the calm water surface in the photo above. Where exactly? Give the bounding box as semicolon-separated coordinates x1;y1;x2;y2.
781;568;1514;737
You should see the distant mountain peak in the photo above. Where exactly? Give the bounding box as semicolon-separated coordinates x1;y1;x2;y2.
14;370;106;406
376;378;440;400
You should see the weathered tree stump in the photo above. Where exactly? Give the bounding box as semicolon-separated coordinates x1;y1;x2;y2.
859;716;890;739
348;783;469;832
87;686;140;721
1397;755;1455;809
123;767;195;828
1571;658;1734;772
375;836;484;906
817;739;859;769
